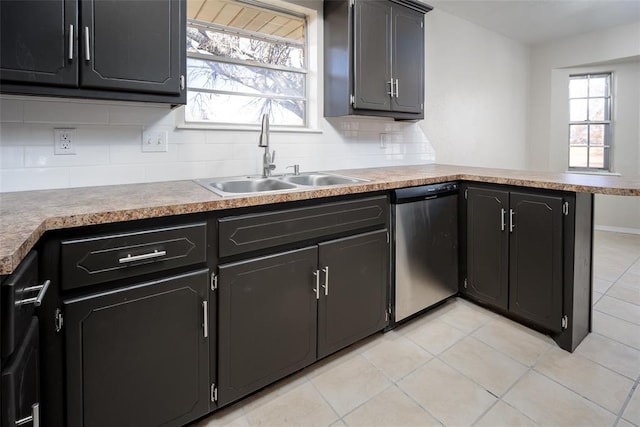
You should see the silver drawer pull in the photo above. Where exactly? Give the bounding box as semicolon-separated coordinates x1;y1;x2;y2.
322;266;329;296
16;402;39;427
15;280;50;307
202;300;209;338
313;270;320;300
84;26;90;61
68;24;74;60
119;249;167;264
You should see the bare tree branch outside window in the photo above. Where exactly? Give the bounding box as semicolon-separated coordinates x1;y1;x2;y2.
185;1;307;127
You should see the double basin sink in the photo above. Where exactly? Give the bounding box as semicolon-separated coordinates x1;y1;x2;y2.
196;172;369;197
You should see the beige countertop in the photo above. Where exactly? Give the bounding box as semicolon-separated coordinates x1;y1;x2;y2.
1;164;639;275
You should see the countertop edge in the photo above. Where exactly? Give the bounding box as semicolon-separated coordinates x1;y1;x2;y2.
2;166;638;275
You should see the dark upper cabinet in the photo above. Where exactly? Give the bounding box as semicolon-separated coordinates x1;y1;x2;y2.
0;0;186;105
64;270;210;427
80;0;182;95
465;188;509;310
317;230;389;358
463;186;566;333
353;1;392;111
325;0;431;120
391;5;424;113
217;247;319;407
0;0;77;86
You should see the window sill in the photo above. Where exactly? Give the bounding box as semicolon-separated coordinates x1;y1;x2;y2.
565;170;621;177
176;122;323;134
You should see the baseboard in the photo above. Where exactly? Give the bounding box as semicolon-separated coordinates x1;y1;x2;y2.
594;225;640;235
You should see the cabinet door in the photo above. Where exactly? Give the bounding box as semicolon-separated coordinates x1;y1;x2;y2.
218;247;318;407
1;318;39;427
509;192;564;332
0;0;77;86
65;269;210;427
391;4;423;113
465;188;509;310
80;0;183;95
317;230;388;359
353;0;392;111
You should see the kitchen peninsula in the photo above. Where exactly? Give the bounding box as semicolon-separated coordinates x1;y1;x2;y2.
1;163;638;427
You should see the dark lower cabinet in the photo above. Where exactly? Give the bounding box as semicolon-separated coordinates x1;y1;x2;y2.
465;188;509;310
317;230;389;358
1;318;39;427
64;269;210;427
509;192;564;333
463;186;566;333
217;229;389;406
217;247;318;407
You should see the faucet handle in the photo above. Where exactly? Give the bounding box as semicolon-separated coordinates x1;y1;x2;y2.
286;164;300;175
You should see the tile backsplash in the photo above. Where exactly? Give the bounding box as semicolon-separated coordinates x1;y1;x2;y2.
0;96;435;192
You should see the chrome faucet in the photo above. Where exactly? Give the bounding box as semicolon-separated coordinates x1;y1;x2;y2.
258;113;276;177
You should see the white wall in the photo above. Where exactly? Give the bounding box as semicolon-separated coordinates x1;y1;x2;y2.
419;9;530;169
528;21;640;231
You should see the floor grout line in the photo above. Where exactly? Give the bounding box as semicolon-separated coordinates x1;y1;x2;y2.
613;374;640;426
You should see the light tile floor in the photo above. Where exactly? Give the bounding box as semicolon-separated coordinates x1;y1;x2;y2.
192;231;640;426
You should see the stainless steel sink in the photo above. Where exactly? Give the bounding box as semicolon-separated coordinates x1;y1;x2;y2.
279;173;367;186
197;178;297;196
196;172;368;197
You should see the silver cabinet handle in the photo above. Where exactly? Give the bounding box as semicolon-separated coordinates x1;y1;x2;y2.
84;26;90;61
16;402;39;427
313;270;320;300
501;208;506;231
387;79;395;97
118;249;166;264
395;79;399;98
202;300;208;338
322;266;329;296
15;280;50;307
509;209;515;232
68;24;74;60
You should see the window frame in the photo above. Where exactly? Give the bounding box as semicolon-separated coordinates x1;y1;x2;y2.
183;1;309;129
567;72;613;172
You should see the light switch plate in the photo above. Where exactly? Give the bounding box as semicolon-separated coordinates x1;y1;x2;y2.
142;130;168;152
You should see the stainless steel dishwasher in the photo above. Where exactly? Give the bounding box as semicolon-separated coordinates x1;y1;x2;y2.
392;182;459;323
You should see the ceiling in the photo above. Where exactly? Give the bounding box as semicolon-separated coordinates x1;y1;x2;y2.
425;0;640;45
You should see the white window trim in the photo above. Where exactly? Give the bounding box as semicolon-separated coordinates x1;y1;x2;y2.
567;72;613;172
176;0;322;134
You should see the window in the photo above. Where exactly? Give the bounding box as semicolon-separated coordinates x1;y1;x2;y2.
185;0;307;127
568;73;612;171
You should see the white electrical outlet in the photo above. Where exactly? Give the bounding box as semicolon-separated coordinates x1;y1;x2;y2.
142;130;169;152
54;128;76;155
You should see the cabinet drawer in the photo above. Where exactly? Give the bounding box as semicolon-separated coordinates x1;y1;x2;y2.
61;223;207;290
219;196;388;257
1;251;46;363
